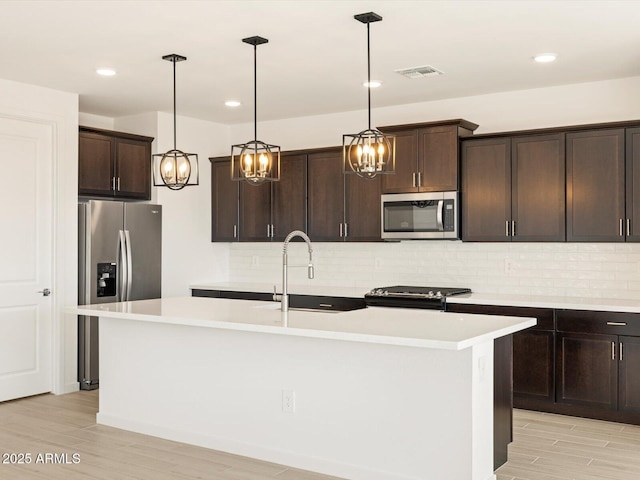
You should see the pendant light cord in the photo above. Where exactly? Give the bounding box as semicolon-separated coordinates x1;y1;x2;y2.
367;21;371;130
173;58;177;151
254;44;258;142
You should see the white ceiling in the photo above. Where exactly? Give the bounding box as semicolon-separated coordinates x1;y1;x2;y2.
2;0;639;125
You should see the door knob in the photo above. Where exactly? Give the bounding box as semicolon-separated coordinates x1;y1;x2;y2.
38;288;51;296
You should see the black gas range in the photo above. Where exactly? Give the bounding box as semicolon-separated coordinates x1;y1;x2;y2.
364;285;471;310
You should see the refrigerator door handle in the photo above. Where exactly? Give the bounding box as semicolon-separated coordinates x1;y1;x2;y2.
124;230;133;301
118;229;128;301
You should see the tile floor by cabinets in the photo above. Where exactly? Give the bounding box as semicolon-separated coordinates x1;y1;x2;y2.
1;391;640;480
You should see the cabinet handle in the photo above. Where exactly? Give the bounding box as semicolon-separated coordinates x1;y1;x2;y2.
233;225;237;238
606;321;627;326
620;218;624;236
339;223;343;237
117;177;121;191
267;224;270;238
271;224;275;238
505;220;510;237
512;220;516;237
111;177;116;191
411;172;416;188
417;172;422;187
612;341;616;360
344;223;348;237
627;218;631;237
620;342;624;361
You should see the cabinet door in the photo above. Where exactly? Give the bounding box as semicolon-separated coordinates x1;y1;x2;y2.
461;138;511;241
511;134;565;241
567;129;625;242
513;330;555;402
211;159;239;242
240;181;272;242
307;149;345;241
381;129;418;194
344;172;382;241
626;128;640;241
115;138;151;200
619;335;640;414
272;153;307;241
418;125;459;192
556;332;618;409
78;132;114;197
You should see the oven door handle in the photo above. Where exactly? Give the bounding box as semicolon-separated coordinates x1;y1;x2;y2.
436;200;444;231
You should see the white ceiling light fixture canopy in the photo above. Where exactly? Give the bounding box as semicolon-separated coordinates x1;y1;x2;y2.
152;54;199;190
343;12;395;179
231;36;280;185
96;68;116;76
225;100;241;107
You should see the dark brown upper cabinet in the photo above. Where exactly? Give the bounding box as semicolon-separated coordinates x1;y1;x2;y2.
307;148;345;242
566;129;625;242
626;127;640;241
344;172;382;242
210;159;239;242
461;134;565;242
380;120;478;194
271;153;307;241
78;126;153;200
239;180;271;242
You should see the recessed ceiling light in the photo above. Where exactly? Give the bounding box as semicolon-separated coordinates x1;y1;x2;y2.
363;80;382;88
534;53;557;63
96;68;116;76
225;100;241;107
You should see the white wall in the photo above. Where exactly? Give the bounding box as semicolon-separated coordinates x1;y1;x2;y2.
225;76;640;299
155;112;231;297
0;78;79;394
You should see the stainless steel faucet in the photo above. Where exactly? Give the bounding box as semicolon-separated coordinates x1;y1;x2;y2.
275;230;314;313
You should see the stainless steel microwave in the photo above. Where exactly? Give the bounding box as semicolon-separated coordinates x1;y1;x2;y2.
381;192;459;240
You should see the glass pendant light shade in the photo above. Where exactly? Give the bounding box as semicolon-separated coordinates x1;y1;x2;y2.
231;36;280;185
153;53;199;190
343;12;395;179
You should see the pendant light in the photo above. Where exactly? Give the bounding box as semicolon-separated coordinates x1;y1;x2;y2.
231;36;280;185
343;12;395;179
153;54;199;190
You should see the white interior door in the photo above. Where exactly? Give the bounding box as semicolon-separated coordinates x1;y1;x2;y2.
0;116;53;402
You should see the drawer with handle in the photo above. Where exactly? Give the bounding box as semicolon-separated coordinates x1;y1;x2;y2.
556;309;640;336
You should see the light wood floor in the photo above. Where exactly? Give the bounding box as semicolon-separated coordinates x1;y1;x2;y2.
2;391;640;480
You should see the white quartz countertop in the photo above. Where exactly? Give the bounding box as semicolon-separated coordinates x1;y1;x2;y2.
67;297;534;351
448;293;640;313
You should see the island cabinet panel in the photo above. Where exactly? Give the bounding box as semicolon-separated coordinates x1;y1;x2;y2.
210;159;239;242
239;181;271;242
461;138;511;241
307;148;345;241
566;129;625;242
79;127;153;200
271;153;307;241
381;120;477;194
461;134;565;242
626;127;640;242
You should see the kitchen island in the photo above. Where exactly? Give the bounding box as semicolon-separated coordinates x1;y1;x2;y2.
69;297;535;480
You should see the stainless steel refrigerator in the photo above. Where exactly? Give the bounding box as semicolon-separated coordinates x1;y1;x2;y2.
78;200;162;390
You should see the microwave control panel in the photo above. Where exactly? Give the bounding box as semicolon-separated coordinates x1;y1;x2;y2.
443;200;455;231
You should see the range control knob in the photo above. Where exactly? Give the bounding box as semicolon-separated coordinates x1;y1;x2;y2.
436;291;443;298
427;291;435;298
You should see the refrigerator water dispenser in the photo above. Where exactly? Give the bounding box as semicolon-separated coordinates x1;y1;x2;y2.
97;262;117;297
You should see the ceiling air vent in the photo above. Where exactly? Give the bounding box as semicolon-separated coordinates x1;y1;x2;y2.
395;65;444;79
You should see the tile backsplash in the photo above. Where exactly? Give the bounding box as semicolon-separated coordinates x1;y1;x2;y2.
229;241;640;299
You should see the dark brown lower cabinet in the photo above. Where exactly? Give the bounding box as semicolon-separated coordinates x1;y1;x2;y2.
556;332;618;409
619;335;640;413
